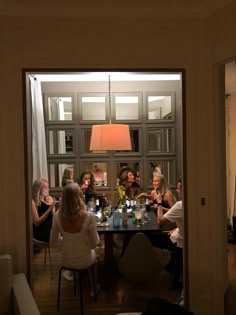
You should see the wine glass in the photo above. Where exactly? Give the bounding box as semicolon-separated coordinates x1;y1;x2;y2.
103;206;111;226
135;209;142;228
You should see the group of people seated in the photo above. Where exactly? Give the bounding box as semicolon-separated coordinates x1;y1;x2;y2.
32;165;184;303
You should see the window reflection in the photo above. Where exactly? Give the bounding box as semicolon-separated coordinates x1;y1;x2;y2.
49;163;74;187
48;130;73;154
116;162;140;185
147;128;174;153
114;95;139;120
81;96;106;121
80;162;108;186
147;95;173;120
148;160;176;186
47;96;72;121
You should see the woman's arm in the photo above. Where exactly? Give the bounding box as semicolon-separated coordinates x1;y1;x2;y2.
32;199;55;226
50;213;61;248
163;191;176;210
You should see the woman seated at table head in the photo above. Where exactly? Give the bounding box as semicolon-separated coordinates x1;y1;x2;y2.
50;182;100;270
77;170;96;208
61;167;74;187
32;179;56;242
117;169;147;206
150;174;176;212
93;163;107;186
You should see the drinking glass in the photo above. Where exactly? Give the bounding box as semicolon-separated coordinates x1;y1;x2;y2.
103;206;111;226
135;209;142;228
140;203;147;224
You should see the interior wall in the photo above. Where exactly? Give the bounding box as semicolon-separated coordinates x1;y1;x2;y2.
226;92;236;222
0;1;236;314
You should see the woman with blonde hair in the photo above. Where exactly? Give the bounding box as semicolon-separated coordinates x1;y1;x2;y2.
61;167;74;187
32;179;56;242
150;174;176;212
50;183;100;292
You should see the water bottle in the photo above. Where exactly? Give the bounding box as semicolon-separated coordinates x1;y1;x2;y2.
113;208;120;228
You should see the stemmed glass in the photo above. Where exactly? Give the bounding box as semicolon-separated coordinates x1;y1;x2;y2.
135;208;142;228
103;206;111;226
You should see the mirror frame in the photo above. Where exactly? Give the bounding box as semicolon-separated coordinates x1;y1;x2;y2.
144;91;176;122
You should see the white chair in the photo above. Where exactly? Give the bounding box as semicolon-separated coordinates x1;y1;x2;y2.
33;238;53;279
0;254;40;315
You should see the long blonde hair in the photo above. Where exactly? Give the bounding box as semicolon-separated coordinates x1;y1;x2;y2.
59;182;86;221
32;179;48;206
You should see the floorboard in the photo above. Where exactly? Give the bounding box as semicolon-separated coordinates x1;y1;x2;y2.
33;244;181;315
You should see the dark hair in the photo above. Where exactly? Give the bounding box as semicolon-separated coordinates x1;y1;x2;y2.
141;298;194;315
76;170;96;203
119;169;141;199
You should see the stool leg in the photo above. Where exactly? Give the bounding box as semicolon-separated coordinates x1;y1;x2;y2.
48;246;53;280
78;271;84;315
90;265;96;302
74;271;76;296
57;267;62;312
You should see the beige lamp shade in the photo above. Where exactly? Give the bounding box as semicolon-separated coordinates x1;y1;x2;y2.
90;124;132;151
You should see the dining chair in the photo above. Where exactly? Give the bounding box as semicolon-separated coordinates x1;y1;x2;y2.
57;264;97;314
118;232;171;302
33;238;53;279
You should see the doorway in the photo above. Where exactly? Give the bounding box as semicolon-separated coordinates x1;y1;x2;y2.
24;69;185;305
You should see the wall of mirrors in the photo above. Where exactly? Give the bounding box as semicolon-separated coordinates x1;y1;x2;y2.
42;74;181;200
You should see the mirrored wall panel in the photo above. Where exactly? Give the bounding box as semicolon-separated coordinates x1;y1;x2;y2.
113;93;141;121
146;92;175;121
115;129;140;153
49;163;74;187
116;161;140;186
46;96;73;121
147;127;175;153
48;129;74;154
148;159;176;186
83;129;107;154
80;94;106;121
80;161;108;186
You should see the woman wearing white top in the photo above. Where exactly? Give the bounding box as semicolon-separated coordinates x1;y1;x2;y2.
50;182;100;292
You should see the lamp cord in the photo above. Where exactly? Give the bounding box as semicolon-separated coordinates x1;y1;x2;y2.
108;75;112;124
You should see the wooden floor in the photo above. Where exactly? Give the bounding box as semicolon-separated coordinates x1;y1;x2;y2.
33;242;181;315
33;243;236;315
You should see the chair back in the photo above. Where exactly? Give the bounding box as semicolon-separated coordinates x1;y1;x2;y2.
118;233;169;283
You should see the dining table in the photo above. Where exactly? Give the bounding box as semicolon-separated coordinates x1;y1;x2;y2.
95;210;162;270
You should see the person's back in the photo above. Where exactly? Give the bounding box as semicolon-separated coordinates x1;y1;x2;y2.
52;210;98;269
50;183;99;269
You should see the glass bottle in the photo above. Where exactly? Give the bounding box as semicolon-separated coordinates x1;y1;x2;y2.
113;208;120;228
131;200;136;224
95;198;100;213
121;204;128;227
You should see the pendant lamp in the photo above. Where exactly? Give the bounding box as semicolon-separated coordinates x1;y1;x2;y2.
89;75;132;151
